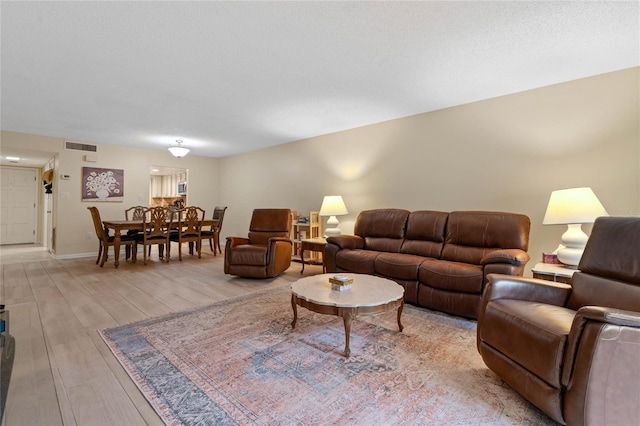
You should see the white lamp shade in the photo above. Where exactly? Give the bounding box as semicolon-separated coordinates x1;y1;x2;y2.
543;187;608;225
319;195;348;217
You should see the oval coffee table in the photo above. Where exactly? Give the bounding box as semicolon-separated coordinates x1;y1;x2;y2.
291;273;404;357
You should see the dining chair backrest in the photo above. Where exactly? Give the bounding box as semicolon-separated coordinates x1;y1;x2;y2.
178;206;205;238
142;206;174;242
212;206;227;231
87;206;107;241
125;205;146;221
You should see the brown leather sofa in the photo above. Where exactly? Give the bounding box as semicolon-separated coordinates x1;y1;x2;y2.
477;217;640;425
324;209;531;319
224;208;293;278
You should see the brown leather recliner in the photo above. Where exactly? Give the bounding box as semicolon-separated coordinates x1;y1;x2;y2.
477;217;640;425
224;209;293;278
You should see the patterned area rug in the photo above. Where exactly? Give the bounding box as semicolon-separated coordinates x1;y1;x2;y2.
99;285;555;425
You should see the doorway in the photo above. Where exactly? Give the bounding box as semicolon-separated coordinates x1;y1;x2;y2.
0;167;37;245
149;166;188;207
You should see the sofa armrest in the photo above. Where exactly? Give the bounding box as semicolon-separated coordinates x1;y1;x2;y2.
483;273;572;305
226;236;249;247
326;235;365;250
564;307;640;379
562;306;640;417
266;237;292;257
265;237;293;276
481;249;530;266
478;274;573;353
268;237;293;244
575;306;640;328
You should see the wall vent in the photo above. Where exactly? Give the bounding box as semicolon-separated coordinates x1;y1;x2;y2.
64;140;97;152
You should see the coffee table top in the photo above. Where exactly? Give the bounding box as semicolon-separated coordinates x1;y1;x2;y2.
291;273;404;308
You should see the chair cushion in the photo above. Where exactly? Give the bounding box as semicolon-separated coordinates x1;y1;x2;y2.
354;209;409;253
107;235;137;243
375;253;423;281
418;259;484;293
399;210;448;258
442;211;530;264
335;249;379;274
481;299;575;388
227;244;267;266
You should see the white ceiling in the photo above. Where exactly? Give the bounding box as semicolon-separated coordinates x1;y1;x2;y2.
1;1;638;167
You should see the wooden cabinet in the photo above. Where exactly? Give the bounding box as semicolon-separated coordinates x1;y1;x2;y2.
291;211;322;262
150;176;162;197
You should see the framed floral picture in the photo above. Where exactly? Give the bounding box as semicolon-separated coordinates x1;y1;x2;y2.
82;167;124;202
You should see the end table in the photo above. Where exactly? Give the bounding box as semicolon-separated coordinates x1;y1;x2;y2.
300;237;327;274
532;262;577;285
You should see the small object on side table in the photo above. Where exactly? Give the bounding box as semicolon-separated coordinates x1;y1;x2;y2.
542;252;561;264
329;275;353;291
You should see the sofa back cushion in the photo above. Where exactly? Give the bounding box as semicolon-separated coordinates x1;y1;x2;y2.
400;210;448;258
568;217;640;311
354;209;409;253
441;211;531;265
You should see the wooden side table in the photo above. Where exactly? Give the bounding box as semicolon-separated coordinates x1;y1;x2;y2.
300;237;327;274
532;262;578;284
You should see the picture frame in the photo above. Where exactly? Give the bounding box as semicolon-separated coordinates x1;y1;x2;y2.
82;167;124;202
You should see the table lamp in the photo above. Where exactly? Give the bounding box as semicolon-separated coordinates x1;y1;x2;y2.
542;187;608;267
319;195;348;237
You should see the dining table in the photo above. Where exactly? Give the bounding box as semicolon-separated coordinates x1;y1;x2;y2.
102;218;217;268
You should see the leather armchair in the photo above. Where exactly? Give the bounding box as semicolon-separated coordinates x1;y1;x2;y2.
224;209;293;278
477;217;640;425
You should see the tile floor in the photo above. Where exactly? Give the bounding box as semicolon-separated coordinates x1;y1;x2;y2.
0;243;53;265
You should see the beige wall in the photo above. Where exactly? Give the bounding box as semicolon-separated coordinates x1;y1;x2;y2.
0;131;220;256
1;67;638;272
220;67;640;275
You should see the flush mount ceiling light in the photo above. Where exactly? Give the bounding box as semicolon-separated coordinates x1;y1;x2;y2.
168;140;190;158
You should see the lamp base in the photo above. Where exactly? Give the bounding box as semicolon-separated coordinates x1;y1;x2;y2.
556;223;588;267
324;215;341;237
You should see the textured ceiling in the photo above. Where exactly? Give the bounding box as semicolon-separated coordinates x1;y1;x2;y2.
1;1;638;165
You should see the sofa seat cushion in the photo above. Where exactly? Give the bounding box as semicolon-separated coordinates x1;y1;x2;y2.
227;244;267;266
335;249;380;274
481;299;575;388
418;259;484;293
375;253;424;280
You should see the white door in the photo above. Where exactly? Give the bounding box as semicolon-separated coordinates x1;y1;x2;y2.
0;168;37;244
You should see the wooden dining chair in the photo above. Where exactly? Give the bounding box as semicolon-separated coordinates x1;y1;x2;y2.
87;206;137;267
125;205;146;221
200;206;227;255
170;206;205;260
137;206;174;265
125;205;150;257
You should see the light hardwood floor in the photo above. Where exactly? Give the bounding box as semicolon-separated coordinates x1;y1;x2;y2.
0;244;314;425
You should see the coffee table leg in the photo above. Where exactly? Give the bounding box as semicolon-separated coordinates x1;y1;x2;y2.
291;294;298;329
397;300;404;332
342;311;352;357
